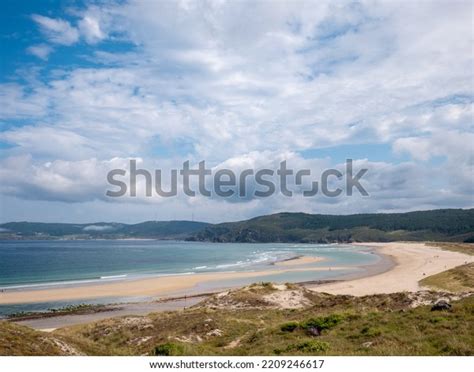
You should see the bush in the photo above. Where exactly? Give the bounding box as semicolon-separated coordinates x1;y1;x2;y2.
152;342;184;356
302;314;344;332
360;326;382;337
288;340;330;353
280;322;299;332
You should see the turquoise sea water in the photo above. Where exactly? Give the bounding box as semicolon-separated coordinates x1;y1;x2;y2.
0;240;380;315
0;240;379;288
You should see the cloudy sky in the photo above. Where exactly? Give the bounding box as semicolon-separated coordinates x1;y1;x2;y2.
0;0;473;223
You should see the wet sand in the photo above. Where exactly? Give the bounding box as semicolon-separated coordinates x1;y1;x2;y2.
0;263;350;305
274;256;325;266
11;295;207;331
6;242;469;331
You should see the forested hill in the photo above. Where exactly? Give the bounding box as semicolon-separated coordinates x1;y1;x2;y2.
0;221;209;240
188;209;474;243
1;209;473;242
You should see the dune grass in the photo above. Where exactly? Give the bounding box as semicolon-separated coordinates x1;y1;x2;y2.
51;292;474;356
429;242;474;256
1;285;473;356
0;321;65;356
420;263;474;292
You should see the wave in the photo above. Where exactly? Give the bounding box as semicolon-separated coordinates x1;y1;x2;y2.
100;274;128;279
0;271;198;291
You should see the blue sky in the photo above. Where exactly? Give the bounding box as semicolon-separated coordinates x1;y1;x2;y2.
0;0;473;223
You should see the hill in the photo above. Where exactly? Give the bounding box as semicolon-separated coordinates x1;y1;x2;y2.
189;209;474;243
0;221;209;240
1;209;473;242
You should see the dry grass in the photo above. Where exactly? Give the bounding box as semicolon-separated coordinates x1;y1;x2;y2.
1;284;473;356
429;242;474;256
420;263;474;292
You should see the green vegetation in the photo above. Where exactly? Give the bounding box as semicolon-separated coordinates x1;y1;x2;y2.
277;340;330;354
2;284;472;356
280;322;299;332
0;220;209;240
0;322;67;356
430;242;474;256
190;209;474;243
301;314;345;332
7;304;112;320
1;209;473;242
280;314;345;335
153;342;185;356
420;263;474;292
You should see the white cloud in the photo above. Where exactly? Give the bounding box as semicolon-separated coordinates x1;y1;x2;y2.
31;14;79;45
26;44;53;60
0;0;472;222
78;16;105;44
83;225;114;231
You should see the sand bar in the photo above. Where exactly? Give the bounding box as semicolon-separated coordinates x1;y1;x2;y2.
308;242;473;295
0;263;348;305
274;256;325;266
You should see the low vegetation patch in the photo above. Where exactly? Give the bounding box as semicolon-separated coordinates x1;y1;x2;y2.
7;304;113;320
430;242;474;256
153;342;185;356
279;340;330;354
280;322;299;333
301;314;345;332
1;285;473;356
420;263;474;292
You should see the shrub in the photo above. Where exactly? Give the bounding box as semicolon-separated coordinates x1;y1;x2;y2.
287;340;330;353
280;322;299;332
152;342;184;356
360;326;382;337
302;314;344;332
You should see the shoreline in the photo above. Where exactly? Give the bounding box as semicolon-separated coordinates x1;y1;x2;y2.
307;242;473;295
2;242;469;308
3;242;472;331
0;263;353;305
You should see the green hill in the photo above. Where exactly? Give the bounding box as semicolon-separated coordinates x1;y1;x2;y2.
0;220;209;240
1;209;473;242
189;209;474;243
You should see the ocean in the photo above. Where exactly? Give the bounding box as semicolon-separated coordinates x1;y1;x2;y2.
0;240;381;315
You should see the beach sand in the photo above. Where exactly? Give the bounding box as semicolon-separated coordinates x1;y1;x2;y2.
1;242;471;306
0;264;347;305
307;242;473;295
274;256;325;266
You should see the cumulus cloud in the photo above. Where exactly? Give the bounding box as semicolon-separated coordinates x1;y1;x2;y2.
0;156;131;203
78;15;105;44
0;0;472;222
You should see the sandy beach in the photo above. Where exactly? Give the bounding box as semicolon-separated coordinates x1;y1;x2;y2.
308;242;473;295
1;242;471;306
0;263;348;305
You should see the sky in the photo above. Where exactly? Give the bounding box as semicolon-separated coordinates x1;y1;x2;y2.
0;0;473;223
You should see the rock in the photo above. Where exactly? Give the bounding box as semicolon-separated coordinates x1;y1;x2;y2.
306;326;321;337
431;300;452;311
362;341;373;348
206;329;223;337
